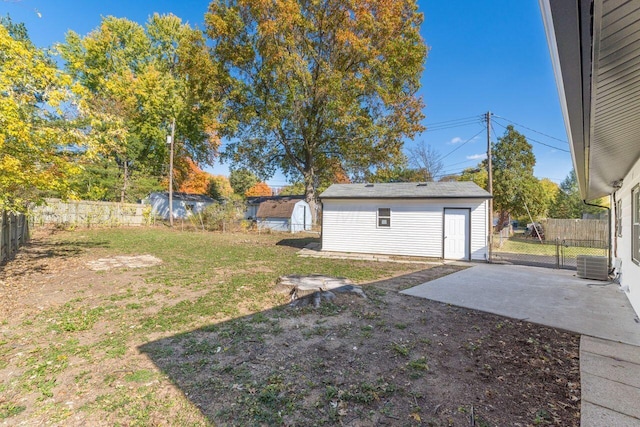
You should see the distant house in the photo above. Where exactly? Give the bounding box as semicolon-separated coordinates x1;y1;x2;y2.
320;182;491;260
145;192;215;220
255;198;312;233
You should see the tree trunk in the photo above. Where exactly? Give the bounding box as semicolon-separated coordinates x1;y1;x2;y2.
304;171;318;225
120;160;128;203
495;210;509;232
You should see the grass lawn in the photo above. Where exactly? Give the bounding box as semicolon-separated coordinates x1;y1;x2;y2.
494;236;608;259
0;227;580;426
494;237;558;256
0;228;425;425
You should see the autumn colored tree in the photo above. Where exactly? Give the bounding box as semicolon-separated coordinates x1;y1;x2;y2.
177;159;212;194
0;18;84;210
206;0;427;218
245;182;273;197
229;169;259;198
60;14;224;202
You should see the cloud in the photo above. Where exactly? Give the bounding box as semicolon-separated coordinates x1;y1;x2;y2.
449;135;480;145
466;153;487;160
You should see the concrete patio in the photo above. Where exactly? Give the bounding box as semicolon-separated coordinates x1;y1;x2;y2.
401;263;640;426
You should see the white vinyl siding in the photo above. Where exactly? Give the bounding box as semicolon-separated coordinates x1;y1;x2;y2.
612;156;640;317
633;185;640;265
322;198;488;260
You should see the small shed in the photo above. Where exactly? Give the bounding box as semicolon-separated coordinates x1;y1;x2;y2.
320;182;491;260
256;198;312;233
245;195;305;220
145;192;215;220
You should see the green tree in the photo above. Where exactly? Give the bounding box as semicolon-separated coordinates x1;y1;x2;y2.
366;166;423;183
205;0;427;218
279;182;306;196
60;14;224;202
229;169;259;198
538;178;559;218
492;125;545;224
549;170;607;218
459;165;488;189
0;19;84;210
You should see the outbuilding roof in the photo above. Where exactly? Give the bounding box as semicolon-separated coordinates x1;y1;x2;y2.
150;192;215;203
256;199;303;218
247;195;304;205
319;182;491;199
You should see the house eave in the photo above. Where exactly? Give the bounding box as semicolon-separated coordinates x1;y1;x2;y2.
541;0;640;199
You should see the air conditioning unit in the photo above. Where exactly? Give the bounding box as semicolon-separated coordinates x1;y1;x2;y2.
576;255;609;281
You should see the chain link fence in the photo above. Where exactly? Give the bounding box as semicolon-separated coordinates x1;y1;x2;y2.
492;235;609;269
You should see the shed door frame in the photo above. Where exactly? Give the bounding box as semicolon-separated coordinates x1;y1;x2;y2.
443;208;471;260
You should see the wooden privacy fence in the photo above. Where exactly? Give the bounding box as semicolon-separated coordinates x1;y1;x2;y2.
1;211;29;263
30;199;147;228
541;218;609;242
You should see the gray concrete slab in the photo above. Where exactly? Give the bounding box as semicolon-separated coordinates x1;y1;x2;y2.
581;402;640;427
581;336;640;364
581;336;640;426
401;263;640;346
581;371;640;419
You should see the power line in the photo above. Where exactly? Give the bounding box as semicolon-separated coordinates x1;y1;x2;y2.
440;127;486;161
424;115;483;127
492;114;569;144
492;120;570;153
424;120;484;132
434;165;482;179
441;158;481;169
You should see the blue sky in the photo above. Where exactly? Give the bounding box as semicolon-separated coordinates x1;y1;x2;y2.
1;0;573;187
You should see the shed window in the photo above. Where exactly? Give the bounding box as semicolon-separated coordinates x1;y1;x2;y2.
633;185;640;265
378;208;391;227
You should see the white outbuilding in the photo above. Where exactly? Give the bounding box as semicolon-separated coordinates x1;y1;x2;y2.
255;198;312;233
320;182;491;260
145;192;215;220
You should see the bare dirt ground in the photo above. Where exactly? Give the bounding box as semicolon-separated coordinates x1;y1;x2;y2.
0;229;580;426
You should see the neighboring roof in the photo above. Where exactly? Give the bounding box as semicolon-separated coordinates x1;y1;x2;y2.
256;199;305;218
247;195;304;205
319;182;491;199
540;0;640;199
150;192;215;203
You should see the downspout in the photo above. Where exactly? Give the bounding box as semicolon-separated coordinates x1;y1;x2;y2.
612;192;617;259
583;199;611;270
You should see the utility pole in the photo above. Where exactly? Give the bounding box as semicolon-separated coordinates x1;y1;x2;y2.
486;111;493;262
168;118;176;227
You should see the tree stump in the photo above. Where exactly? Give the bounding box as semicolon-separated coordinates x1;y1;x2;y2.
275;274;366;307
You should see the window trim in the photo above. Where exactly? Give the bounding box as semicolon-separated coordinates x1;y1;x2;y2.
377;207;391;228
632;185;640;265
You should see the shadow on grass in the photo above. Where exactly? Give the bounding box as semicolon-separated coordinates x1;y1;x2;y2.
137;291;430;425
275;237;320;249
0;238;110;276
138;273;516;425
